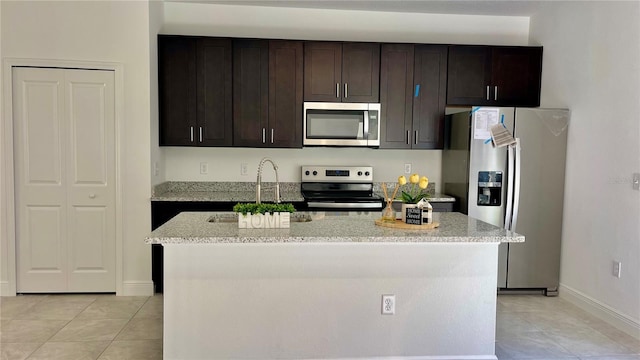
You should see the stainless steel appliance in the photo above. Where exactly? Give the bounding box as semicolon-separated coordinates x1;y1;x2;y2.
442;107;570;295
301;166;383;210
303;102;381;147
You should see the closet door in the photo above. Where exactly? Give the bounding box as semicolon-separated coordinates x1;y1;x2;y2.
14;67;116;293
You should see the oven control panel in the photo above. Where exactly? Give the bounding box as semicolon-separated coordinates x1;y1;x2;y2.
301;166;373;183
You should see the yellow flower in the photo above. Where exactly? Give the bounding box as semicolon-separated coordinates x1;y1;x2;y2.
409;173;420;184
397;175;407;185
419;177;429;189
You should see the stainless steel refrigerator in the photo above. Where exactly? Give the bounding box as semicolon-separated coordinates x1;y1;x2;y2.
442;107;570;295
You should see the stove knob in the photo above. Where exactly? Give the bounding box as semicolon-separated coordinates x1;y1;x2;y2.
357;171;363;176
312;171;318;176
365;171;370;176
305;170;310;176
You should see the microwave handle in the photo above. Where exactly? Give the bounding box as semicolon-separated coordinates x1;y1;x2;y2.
363;110;369;140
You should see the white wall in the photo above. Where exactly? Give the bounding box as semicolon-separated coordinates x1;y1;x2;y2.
163;2;530;44
1;1;153;295
149;1;165;186
530;1;640;334
0;1;5;293
159;2;531;190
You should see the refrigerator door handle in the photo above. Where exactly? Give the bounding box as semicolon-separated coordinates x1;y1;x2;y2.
505;144;515;230
511;138;522;231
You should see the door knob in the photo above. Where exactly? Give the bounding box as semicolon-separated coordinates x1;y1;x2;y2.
89;194;96;199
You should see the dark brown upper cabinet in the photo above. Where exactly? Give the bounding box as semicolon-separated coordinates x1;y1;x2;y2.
233;39;303;148
380;44;447;149
158;35;232;146
447;45;542;107
412;45;448;149
304;42;380;103
380;44;414;149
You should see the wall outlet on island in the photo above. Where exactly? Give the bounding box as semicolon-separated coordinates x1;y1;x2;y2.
241;163;248;176
382;294;395;315
613;261;622;278
404;163;412;174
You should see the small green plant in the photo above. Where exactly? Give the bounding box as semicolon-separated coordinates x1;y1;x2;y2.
233;202;296;215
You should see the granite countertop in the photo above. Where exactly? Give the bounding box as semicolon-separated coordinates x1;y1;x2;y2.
151;181;455;203
146;211;524;244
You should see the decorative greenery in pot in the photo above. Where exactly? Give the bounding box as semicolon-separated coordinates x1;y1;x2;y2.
397;174;429;203
233;202;296;215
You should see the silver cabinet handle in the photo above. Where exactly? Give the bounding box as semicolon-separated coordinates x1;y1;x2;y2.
486;86;490;101
199;127;203;142
271;129;274;144
190;126;194;142
336;83;340;98
406;130;410;145
89;194;96;199
344;83;348;98
414;130;418;145
262;128;266;144
494;86;498;101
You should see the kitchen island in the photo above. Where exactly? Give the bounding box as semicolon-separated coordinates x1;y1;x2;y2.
147;212;523;360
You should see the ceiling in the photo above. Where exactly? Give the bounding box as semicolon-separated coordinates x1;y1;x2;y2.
167;0;549;17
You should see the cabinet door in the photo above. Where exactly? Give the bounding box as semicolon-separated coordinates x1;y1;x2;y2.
158;36;197;146
446;46;492;106
341;42;380;103
197;38;232;146
412;45;447;149
491;47;542;107
303;42;342;102
269;40;303;148
379;44;414;149
233;39;269;147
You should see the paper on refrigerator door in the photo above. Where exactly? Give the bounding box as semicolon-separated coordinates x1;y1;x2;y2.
490;124;517;147
473;108;500;140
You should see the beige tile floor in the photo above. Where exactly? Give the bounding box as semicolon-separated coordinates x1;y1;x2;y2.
1;294;162;360
0;293;638;359
497;295;640;359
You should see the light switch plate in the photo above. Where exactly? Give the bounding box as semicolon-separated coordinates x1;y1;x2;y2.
633;173;639;190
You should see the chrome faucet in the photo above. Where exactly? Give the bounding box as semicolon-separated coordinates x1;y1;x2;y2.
256;157;280;204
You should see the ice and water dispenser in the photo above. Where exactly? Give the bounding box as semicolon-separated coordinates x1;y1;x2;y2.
477;171;502;206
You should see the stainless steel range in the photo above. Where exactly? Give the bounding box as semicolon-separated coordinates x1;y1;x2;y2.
301;166;383;210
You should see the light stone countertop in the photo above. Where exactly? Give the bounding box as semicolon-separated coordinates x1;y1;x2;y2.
151;181;455;203
146;211;524;244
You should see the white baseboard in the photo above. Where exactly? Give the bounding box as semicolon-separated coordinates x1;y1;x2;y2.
121;281;154;296
559;283;640;340
0;281;14;296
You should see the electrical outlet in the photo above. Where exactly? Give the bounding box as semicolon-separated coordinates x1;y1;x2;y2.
404;163;411;174
381;294;395;315
241;163;248;176
200;162;208;175
613;261;622;278
153;162;159;177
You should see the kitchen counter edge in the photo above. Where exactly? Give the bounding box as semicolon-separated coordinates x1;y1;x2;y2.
146;212;524;245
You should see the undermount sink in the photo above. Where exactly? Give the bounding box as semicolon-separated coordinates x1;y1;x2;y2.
207;213;313;223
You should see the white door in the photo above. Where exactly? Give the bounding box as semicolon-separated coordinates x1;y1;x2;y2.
14;67;116;293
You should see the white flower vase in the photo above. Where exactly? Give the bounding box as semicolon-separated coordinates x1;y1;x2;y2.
401;203;419;223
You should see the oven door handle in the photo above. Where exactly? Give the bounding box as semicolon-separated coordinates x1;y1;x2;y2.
306;201;382;209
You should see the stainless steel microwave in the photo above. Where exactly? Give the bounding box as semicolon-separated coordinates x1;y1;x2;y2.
303;102;381;147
